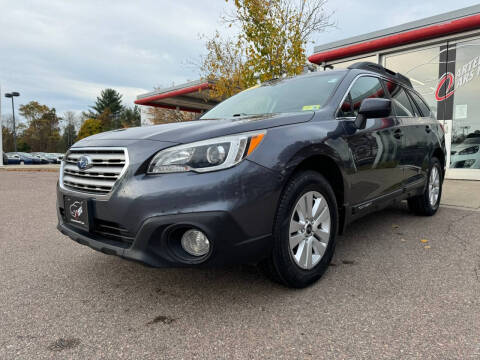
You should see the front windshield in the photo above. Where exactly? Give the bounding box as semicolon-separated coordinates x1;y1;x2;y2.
201;72;344;119
18;152;33;158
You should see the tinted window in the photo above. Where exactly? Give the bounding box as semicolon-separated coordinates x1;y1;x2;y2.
408;90;431;117
385;82;416;117
338;76;386;118
200;73;344;119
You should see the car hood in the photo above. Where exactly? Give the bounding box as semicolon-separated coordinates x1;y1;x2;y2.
74;112;315;146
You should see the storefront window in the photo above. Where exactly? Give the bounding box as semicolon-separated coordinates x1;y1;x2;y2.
384;46;443;117
449;38;480;170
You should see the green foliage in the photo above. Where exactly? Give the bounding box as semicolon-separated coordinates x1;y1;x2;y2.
90;88;124;124
62;122;77;149
201;0;332;98
18;101;62;152
120;105;141;128
77;118;103;140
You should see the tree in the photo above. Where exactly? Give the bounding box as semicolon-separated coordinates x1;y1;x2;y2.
200;0;332;98
120;105;141;128
88;89;124;130
77;118;103;140
19;101;62;152
146;107;196;125
62;111;78;150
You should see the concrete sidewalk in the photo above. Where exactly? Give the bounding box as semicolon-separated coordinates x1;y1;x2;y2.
442;179;480;210
0;164;60;172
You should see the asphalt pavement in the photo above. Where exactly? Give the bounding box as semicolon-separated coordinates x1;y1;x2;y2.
1;171;479;359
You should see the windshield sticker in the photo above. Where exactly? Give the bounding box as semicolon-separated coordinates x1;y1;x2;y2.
302;105;321;111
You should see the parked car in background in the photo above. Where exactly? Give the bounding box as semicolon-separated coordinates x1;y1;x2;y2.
32;152;57;164
44;153;62;164
47;153;63;163
11;152;40;165
450;134;480;169
5;153;21;165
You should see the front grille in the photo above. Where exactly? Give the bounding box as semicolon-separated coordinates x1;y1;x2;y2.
93;219;135;248
62;148;127;194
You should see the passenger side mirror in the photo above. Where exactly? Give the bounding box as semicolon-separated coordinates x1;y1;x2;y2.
354;98;391;129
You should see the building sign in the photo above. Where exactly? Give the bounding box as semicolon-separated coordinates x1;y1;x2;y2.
435;54;480;101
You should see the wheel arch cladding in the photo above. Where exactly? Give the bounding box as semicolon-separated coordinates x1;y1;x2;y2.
285;155;346;234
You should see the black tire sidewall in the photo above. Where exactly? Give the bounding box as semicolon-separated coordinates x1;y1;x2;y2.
272;171;338;288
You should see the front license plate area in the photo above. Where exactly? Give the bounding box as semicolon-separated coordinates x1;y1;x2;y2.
64;196;92;231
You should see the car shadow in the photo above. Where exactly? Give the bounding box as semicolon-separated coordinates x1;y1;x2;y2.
68;202;419;311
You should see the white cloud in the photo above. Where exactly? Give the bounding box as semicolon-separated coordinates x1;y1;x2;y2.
1;0;479;119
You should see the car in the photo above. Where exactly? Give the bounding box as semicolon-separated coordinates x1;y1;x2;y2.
450;134;480;169
5;153;21;165
48;153;63;164
7;152;35;165
32;152;57;164
56;62;446;288
20;152;42;164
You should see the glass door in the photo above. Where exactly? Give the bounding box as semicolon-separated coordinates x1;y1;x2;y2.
445;37;480;180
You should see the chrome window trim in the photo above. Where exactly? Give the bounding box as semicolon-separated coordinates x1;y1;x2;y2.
59;147;130;200
335;73;420;120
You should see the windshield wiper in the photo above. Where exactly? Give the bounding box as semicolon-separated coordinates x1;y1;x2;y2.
232;113;249;117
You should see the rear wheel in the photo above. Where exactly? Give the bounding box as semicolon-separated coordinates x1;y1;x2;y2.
408;157;442;216
261;171;338;288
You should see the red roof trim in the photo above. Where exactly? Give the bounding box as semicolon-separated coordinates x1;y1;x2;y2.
134;82;211;107
308;14;480;64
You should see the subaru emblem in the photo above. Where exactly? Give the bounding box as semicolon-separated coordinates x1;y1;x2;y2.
77;155;93;170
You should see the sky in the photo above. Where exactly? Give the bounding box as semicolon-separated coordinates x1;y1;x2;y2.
1;0;479;123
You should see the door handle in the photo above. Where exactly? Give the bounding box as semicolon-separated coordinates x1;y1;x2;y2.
425;125;432;133
393;129;403;139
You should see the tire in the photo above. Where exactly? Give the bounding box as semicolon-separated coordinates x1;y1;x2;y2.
261;171;338;288
407;157;442;216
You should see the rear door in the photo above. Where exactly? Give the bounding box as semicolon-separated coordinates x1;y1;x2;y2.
338;75;404;207
385;81;429;187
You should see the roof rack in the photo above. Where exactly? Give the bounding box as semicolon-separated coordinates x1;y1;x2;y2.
347;62;412;88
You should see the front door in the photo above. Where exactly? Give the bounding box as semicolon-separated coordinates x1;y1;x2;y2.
338;75;404;207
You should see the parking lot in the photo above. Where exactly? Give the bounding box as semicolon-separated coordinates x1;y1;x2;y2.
1;170;479;359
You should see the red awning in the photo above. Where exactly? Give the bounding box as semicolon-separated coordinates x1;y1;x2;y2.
135;81;218;113
308;14;480;64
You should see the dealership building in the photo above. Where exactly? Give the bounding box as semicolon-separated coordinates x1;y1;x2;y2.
136;4;480;181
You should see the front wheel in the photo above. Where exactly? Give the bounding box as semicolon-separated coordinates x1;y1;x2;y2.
261;171;338;288
408;157;442;216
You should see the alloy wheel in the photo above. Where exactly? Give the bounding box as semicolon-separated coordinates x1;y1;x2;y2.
428;165;440;207
289;191;331;270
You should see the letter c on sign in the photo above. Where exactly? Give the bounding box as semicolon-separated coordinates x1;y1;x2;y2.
435;72;455;101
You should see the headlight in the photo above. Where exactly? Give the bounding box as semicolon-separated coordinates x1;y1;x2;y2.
148;131;266;174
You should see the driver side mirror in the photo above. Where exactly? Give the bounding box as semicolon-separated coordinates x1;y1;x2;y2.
354;98;391;129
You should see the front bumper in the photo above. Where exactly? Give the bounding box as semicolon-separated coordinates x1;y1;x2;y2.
57;159;282;267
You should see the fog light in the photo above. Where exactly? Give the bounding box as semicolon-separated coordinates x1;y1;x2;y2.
181;229;210;256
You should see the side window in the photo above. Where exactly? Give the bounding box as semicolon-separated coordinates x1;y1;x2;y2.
338;76;386;118
408;90;431;117
385;81;416;117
